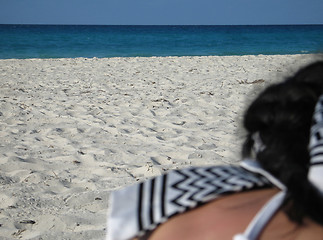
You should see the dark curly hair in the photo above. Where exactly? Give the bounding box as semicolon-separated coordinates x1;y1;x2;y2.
242;61;323;225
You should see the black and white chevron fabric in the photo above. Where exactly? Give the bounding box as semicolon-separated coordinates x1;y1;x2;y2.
107;164;271;240
309;95;323;194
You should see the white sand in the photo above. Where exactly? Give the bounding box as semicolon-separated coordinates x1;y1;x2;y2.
0;54;320;239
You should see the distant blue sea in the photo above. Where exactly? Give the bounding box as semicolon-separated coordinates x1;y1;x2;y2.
0;25;323;59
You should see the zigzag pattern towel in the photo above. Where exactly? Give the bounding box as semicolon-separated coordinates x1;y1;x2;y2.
107;164;271;240
309;95;323;194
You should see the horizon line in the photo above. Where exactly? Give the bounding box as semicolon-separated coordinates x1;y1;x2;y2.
1;23;323;26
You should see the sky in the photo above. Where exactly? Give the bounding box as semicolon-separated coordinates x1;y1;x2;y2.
1;0;323;25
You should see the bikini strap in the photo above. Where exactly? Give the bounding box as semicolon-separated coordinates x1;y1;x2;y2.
234;159;287;240
233;190;287;240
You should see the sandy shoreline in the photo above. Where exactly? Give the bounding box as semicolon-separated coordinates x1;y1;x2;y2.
0;54;320;239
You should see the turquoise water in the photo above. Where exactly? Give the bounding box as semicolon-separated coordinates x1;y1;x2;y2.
0;25;323;59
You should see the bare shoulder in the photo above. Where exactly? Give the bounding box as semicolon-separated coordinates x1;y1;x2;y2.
148;188;323;240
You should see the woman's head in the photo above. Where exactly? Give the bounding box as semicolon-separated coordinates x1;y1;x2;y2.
242;61;323;224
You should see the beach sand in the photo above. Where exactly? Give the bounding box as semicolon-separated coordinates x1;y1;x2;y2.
0;54;320;239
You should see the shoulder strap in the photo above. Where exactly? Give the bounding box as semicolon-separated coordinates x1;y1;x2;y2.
233;191;287;240
234;159;287;240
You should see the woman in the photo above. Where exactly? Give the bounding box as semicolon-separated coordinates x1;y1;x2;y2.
108;61;323;240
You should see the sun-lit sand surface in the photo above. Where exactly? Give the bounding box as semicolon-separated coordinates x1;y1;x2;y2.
0;54;320;239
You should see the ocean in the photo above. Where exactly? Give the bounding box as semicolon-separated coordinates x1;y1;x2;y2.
0;25;323;59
